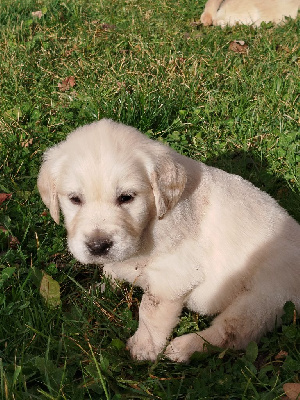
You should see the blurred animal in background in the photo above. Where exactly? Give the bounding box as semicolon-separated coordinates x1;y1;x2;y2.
200;0;299;27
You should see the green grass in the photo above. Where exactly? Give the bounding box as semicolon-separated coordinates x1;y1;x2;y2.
0;0;299;398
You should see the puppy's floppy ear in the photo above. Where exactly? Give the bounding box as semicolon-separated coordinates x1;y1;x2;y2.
37;147;61;224
150;155;187;219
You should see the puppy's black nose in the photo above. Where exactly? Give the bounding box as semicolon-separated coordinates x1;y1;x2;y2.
86;237;113;256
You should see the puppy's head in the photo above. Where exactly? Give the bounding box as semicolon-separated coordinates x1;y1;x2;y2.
38;119;186;264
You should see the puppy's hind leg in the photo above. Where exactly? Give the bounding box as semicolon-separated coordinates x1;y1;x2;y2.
166;289;281;362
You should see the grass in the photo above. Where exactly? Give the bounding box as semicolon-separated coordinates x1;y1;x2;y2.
0;0;299;398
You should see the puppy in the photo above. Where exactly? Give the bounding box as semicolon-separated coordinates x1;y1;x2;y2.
38;119;300;362
200;0;299;27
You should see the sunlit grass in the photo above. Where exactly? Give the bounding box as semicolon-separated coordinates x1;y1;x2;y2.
0;0;299;398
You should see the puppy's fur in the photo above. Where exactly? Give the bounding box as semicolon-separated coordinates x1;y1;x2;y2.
201;0;299;27
38;119;300;362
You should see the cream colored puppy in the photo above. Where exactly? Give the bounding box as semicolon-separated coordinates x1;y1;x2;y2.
201;0;299;27
38;119;300;362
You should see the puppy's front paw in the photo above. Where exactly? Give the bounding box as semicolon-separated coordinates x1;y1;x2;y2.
127;332;162;361
165;333;205;363
200;11;213;26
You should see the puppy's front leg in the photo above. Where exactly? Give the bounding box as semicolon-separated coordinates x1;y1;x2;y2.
127;292;183;361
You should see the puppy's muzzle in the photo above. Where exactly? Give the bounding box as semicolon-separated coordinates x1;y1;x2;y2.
85;235;113;256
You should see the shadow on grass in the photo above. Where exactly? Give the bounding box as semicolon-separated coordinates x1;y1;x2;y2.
205;148;300;222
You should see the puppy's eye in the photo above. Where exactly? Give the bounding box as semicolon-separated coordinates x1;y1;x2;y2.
117;193;135;205
69;195;82;205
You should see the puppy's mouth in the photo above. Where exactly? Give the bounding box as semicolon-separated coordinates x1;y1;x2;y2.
84;243;136;264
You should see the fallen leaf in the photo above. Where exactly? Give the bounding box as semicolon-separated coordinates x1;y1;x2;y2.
229;40;249;54
21;138;33;148
65;45;78;57
0;226;19;249
116;81;126;93
40;272;61;308
32;10;43;19
58;76;76;92
100;23;116;31
0;193;12;205
275;350;288;360
283;383;300;400
9;235;19;249
276;44;292;54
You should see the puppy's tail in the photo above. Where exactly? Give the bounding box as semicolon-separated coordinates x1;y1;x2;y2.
200;0;224;25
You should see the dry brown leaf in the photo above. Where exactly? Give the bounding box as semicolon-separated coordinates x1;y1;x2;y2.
90;21;116;31
116;81;126;90
275;350;288;360
9;235;20;249
0;225;19;249
229;40;249;54
283;383;300;400
100;23;116;31
32;10;43;19
65;45;78;57
21;138;33;148
58;76;76;92
0;193;12;205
